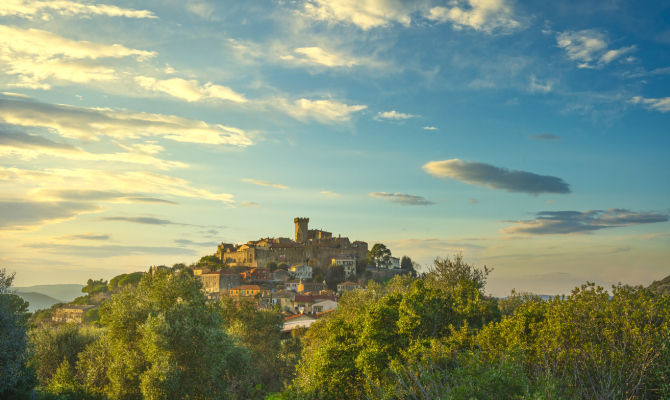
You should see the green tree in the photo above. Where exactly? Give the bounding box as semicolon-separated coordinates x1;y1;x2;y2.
367;243;391;268
0;268;35;398
325;265;345;291
400;256;417;277
77;269;252;399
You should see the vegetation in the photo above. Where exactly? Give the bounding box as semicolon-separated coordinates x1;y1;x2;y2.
2;260;668;400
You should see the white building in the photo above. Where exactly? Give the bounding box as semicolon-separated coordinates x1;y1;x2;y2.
332;256;357;278
290;265;312;279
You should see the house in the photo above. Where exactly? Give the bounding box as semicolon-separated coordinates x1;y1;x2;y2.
281;314;316;332
228;284;270;299
311;299;338;314
331;256;357;278
337;281;362;294
198;271;241;293
192;267;210;276
293;294;337;314
271;290;296;313
389;256;400;269
52;305;94;324
290;265;312;280
297;281;325;293
285;279;301;292
271;269;292;282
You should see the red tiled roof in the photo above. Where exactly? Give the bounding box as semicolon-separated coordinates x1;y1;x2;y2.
230;285;262;290
284;313;315;321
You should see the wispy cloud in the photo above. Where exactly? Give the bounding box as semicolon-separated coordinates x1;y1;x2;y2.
375;110;418;121
101;216;179;225
0;200;100;230
502;209;669;235
32;189;177;204
2;166;235;204
530;134;561;141
239;201;260;207
273;97;367;124
423;159;571;195
0;25;154;89
319;190;341;198
0;129;187;170
174;238;217;247
369;192;434;206
426;0;521;33
0;98;252;146
241;178;289;190
281;46;359;68
58;233;110;241
0;0;156;20
301;0;521;33
556;30;636;69
630;96;670;113
423;126;438;131
22;243;195;258
134;76;247;103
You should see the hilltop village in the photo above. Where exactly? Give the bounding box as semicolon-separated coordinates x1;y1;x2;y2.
46;217;409;334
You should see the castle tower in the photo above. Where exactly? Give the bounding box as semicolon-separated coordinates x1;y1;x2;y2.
294;217;309;243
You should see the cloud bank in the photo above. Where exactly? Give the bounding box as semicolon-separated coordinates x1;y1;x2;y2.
502;209;669;235
423;159;570;195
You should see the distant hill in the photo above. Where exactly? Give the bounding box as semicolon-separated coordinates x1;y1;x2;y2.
648;275;670;295
14;292;63;312
14;284;84;303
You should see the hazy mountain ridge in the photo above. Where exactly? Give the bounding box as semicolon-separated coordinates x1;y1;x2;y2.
13;292;63;313
14;284;84;303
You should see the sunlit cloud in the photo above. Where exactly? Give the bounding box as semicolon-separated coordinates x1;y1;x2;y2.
423;126;438;131
22;243;195;258
58;233;110;241
241;178;289;190
32;189;177;204
301;0;521;33
274;97;367;124
556;30;636;69
369;192;434;206
282;46;359;68
1;166;236;204
134;76;247;103
0;98;253;146
423;159;571;195
629;96;670;113
426;0;521;33
0;0;157;20
502;209;669;235
375;110;418;121
0;129;187;169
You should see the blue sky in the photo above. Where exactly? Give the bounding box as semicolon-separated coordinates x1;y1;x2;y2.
1;0;668;295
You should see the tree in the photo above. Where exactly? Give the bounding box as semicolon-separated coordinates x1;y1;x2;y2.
400;256;417;277
75;269;252;399
325;265;345;291
0;268;34;398
367;244;391;268
266;262;278;272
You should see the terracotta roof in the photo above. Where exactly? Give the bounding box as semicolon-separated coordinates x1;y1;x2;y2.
230;285;262;290
315;309;336;318
284;313;316;321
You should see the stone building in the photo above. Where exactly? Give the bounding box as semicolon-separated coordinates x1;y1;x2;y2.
216;217;368;269
52;305;94;324
198;271;240;293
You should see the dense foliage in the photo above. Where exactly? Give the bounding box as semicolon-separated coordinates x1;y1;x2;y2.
4;260;669;399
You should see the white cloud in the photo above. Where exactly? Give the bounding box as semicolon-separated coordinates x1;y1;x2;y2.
0;98;253;146
0;166;236;204
556;30;636;69
0;25;154;88
0;0;156;19
301;0;520;33
274;98;367;124
134;76;247;103
283;46;359;68
302;0;418;30
375;110;418;120
241;178;289;190
630;96;670;113
423;126;438;131
426;0;520;33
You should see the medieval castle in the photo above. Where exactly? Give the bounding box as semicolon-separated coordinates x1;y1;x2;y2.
216;217;368;269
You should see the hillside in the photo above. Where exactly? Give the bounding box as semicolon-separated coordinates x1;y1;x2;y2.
14;291;63;312
648;275;670;295
14;284;84;303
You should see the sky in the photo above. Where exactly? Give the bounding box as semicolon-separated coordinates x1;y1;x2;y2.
1;0;669;296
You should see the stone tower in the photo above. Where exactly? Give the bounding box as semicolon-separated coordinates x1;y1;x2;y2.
294;217;309;243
